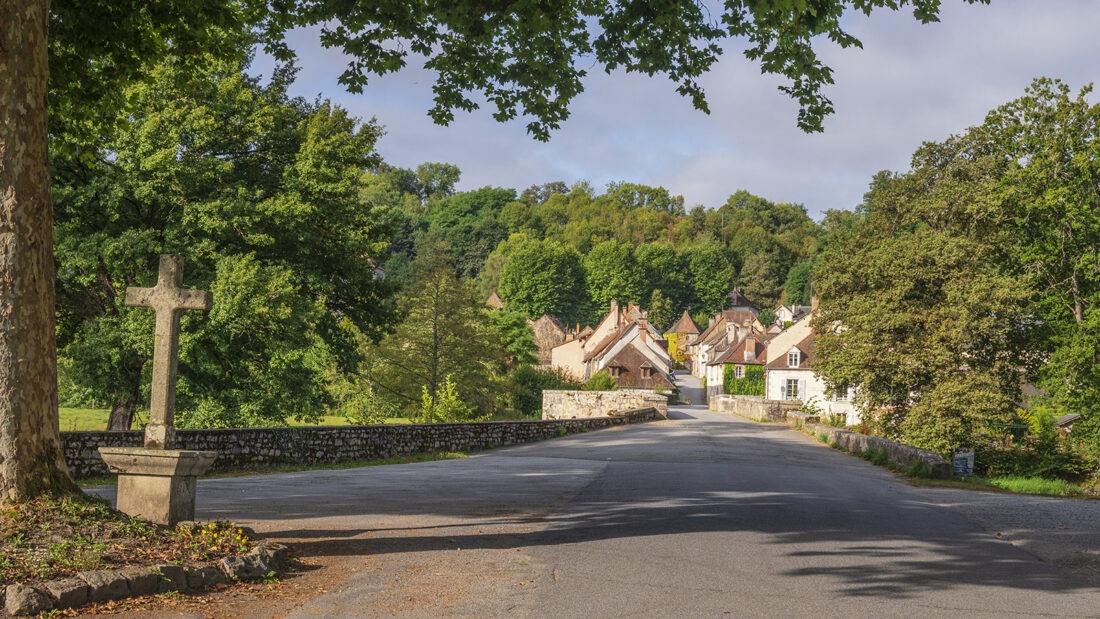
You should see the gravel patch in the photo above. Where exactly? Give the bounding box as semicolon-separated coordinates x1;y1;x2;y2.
913;486;1100;585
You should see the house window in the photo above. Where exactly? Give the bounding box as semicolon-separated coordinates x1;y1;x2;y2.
833;385;850;402
785;378;800;400
734;366;744;379
787;350;800;368
641;367;653;379
608;366;622;378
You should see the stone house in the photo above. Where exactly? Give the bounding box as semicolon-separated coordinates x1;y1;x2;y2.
551;301;674;389
704;334;767;402
527;314;568;365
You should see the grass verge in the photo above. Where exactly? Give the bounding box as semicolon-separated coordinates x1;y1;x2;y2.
797;424;1091;493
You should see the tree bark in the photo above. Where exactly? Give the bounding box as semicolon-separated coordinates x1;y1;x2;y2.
0;0;77;504
106;399;136;432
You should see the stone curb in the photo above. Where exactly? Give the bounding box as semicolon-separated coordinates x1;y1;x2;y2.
2;540;289;616
788;413;951;479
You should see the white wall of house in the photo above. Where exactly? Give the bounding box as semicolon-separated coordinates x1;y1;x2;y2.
705;362;724;393
765;368;857;425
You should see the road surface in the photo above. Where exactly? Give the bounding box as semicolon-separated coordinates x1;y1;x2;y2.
90;406;1100;617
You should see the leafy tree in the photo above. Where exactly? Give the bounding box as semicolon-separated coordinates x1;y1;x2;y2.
520;181;569;205
53;57;395;429
647;290;675;334
684;243;738;315
738;253;785;307
636;243;690;312
498;240;588;323
415;162;461;203
813;137;1031;454
3;0;995;501
489;310;539;367
605;182;685;215
422;186;515;279
784;261;815;306
477;232;531;301
584;240;645;310
757;307;778;327
367;252;509;419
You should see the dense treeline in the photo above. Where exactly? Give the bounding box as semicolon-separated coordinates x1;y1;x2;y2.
54;53;823;427
814;78;1100;465
380;178;824;327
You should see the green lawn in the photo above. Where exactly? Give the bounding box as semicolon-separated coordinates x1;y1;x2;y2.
59;408;410;432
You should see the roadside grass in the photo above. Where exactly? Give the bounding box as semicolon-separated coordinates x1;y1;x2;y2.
0;495;251;588
801;424;1092;496
78;451;468;488
59;407;114;431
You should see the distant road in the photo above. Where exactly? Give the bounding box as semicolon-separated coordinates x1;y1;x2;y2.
90;407;1100;618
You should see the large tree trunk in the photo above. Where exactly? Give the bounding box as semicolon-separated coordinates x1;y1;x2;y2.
106;399;136;431
0;0;77;504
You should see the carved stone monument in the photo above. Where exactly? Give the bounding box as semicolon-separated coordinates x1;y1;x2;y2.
99;255;217;525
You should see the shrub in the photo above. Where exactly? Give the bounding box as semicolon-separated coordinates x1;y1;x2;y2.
510;365;582;417
583;371;618;391
724;365;764;396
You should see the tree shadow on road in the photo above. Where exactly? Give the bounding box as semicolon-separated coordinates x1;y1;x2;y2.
195;417;1100;600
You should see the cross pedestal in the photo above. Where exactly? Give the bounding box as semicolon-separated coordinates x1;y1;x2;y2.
98;448;217;525
99;255;217;525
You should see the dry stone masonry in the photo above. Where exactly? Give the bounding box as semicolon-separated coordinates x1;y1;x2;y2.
541;389;669;419
63;411;664;480
709;393;800;421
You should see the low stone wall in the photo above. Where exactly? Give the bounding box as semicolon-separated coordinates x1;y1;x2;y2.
541;389;669;419
62;409;663;480
709;394;800;422
794;420;951;479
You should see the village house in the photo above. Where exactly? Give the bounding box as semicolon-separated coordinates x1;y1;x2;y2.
773;303;812;326
665;310;701;370
551;301;674;390
704;333;767;402
762;305;857;424
688;291;764;380
527;314;568;365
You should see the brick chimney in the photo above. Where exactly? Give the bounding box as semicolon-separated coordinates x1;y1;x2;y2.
610;300;620;327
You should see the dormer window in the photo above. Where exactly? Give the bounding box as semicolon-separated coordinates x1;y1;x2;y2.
641;367;653;379
787;349;801;368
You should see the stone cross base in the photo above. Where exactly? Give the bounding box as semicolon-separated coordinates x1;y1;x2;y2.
98;447;217;526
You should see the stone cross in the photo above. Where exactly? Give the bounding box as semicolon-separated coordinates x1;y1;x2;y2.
125;255;212;449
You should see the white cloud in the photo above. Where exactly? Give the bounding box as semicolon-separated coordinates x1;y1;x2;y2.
253;0;1100;218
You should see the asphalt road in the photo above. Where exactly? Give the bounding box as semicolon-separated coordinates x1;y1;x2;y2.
91;407;1100;617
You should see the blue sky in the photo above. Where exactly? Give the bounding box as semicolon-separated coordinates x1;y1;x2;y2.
253;1;1100;219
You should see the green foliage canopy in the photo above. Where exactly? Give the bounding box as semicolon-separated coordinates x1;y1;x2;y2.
53;56;396;426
